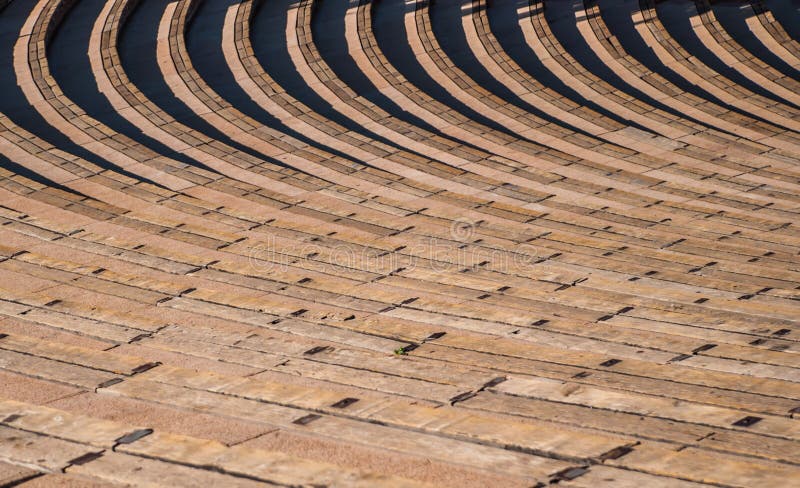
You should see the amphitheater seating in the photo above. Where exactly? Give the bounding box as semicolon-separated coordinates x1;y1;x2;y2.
635;0;800;131
689;0;800;105
755;1;800;67
744;3;800;71
0;0;798;485
571;0;800;153
457;0;800;214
